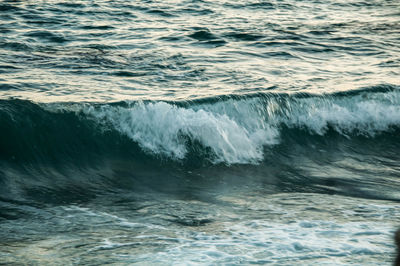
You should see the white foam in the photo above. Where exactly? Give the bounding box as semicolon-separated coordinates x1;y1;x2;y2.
127;194;399;265
117;216;395;266
82;100;279;164
6;194;397;265
283;91;400;136
50;90;400;164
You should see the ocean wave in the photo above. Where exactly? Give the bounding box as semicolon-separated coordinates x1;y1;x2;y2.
81;101;279;164
1;85;400;165
76;84;400;164
1;85;400;202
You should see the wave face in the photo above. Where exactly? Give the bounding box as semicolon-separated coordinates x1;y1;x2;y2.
53;85;400;163
1;85;400;203
80;100;279;164
1;85;400;165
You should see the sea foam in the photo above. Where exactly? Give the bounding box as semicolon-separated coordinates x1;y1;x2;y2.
53;88;400;164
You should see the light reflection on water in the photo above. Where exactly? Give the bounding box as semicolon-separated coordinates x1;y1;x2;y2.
0;0;399;102
1;0;400;264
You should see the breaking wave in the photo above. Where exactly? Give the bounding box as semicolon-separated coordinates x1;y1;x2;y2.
2;84;400;165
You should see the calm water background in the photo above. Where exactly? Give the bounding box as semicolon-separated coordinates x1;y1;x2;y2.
1;0;400;265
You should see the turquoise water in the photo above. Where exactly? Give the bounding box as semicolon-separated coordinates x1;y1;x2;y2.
1;0;400;264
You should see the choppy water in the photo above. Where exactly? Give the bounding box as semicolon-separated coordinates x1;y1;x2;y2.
1;0;400;265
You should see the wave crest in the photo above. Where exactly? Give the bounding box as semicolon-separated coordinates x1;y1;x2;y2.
82;101;279;164
4;85;400;165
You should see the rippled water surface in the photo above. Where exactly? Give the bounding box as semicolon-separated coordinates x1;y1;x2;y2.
1;0;399;101
1;0;400;265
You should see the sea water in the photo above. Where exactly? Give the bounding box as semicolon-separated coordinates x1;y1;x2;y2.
1;0;400;264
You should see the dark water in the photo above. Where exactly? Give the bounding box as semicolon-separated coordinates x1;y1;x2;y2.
1;0;400;264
